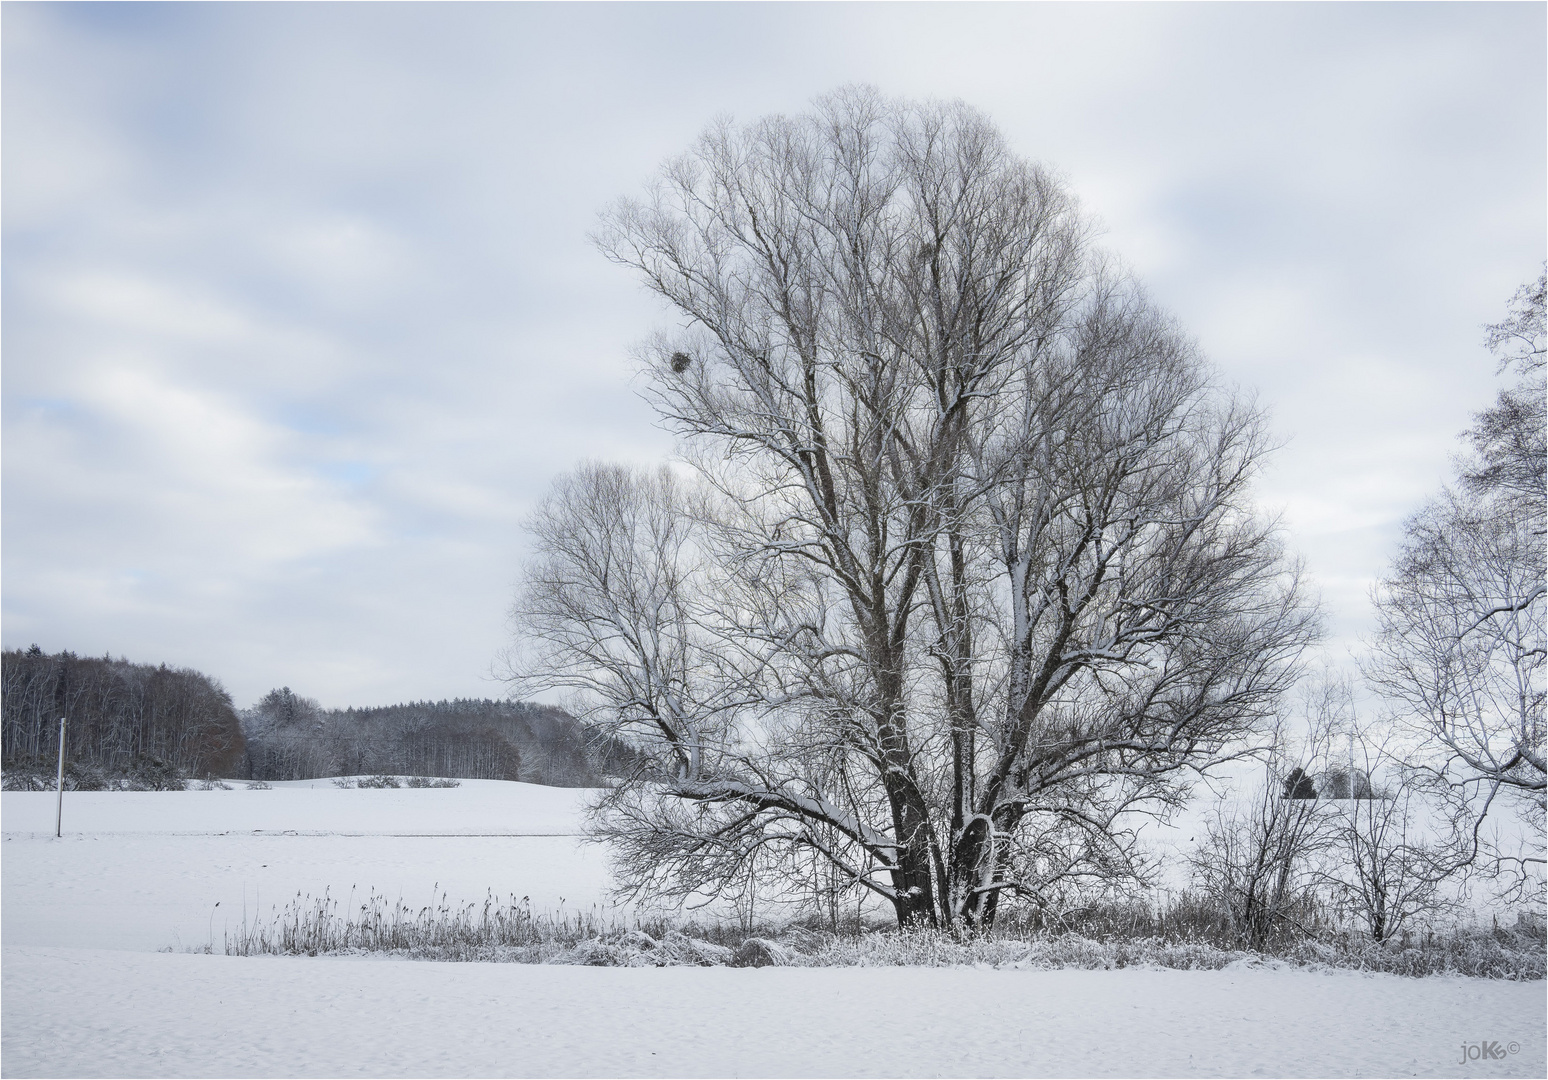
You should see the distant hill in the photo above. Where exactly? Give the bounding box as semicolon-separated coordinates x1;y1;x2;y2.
2;646;247;784
240;690;639;787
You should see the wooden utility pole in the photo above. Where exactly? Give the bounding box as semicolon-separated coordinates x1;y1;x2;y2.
55;716;67;838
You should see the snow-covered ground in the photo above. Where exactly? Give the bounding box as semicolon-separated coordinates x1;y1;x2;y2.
3;781;618;952
5;947;1544;1078
4;780;1544;1078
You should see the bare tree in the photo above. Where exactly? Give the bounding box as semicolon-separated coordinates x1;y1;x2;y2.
954;272;1316;927
1366;272;1546;899
1189;718;1333;951
518;89;1317;929
1302;677;1465;943
1325;762;1464;943
242;687;330;781
1464;270;1546;515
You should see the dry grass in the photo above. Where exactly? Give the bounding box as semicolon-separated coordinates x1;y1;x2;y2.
220;889;1545;979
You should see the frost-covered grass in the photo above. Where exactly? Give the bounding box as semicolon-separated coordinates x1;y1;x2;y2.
332;774;463;788
219;884;1547;979
222;887;631;959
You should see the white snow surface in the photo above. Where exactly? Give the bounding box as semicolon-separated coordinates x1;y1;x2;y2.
4;780;1545;1079
3;781;617;952
3;777;590;836
4;947;1544;1078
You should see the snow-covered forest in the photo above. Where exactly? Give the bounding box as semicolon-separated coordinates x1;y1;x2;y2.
237;689;640;787
1;652;641;790
1;647;247;782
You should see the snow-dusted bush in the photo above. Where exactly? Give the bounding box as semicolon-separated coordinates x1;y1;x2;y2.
330;776;410;789
2;759;186;791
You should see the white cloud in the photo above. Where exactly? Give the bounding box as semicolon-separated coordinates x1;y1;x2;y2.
262;217;413;313
2;2;1541;705
46;271;254;343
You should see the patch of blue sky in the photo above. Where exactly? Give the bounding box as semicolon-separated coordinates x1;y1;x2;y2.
1154;186;1303;263
13;397;80;417
317;461;376;489
53;2;198;37
273;407;343;437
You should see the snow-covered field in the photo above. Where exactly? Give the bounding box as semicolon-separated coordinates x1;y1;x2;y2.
7;947;1545;1078
4;781;1544;1078
3;781;616;952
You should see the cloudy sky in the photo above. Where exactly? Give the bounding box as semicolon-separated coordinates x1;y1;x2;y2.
4;2;1543;710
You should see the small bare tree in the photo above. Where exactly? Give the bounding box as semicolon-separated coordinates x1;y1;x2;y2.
1305;679;1465;943
1190;705;1337;951
1325;763;1463;943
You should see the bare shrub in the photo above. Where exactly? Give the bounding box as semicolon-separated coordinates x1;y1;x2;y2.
405;776;461;788
1189;732;1332;951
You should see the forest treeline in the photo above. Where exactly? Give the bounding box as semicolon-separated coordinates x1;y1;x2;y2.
2;647;634;788
242;688;639;787
2;645;246;784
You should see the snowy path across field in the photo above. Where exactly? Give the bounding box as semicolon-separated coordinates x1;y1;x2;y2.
4;946;1544;1079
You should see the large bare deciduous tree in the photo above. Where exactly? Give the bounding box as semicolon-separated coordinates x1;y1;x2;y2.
512;89;1317;928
